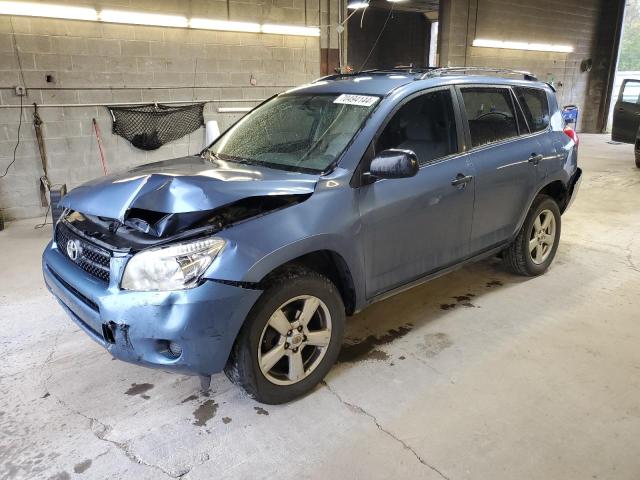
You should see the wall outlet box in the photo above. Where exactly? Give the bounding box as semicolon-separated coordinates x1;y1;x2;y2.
14;86;26;96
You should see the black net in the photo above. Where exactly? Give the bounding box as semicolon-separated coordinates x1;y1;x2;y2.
108;103;205;150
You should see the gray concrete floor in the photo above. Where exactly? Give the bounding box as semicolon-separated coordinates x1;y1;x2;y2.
2;134;639;480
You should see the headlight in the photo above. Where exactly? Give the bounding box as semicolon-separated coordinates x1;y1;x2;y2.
121;237;225;291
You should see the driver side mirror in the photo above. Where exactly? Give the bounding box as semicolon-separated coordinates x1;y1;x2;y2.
366;149;419;181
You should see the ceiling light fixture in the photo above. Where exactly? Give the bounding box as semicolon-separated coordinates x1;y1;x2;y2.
0;1;97;20
0;2;321;37
473;38;573;53
190;18;260;32
100;9;188;28
347;0;369;9
261;24;320;36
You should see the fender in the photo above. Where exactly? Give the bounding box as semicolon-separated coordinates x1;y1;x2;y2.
510;139;578;238
203;169;367;309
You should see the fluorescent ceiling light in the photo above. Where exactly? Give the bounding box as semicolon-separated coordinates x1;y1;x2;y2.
473;38;573;53
347;1;369;9
0;1;97;20
100;9;188;28
261;24;320;36
190;18;260;32
0;2;320;36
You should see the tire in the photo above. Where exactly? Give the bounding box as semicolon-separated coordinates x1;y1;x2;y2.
635;147;640;169
503;195;561;276
225;266;345;404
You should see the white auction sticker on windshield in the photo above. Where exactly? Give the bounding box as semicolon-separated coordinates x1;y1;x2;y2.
333;94;379;107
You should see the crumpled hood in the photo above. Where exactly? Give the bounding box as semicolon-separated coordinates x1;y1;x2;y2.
61;156;319;220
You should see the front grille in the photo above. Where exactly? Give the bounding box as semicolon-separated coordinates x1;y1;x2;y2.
56;223;111;283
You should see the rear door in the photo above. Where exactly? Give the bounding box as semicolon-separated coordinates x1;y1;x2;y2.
612;79;640;143
457;85;543;253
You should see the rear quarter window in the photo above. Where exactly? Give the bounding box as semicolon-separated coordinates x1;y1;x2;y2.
513;87;550;133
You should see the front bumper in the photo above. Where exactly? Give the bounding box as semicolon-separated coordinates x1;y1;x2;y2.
565;167;582;212
43;241;262;375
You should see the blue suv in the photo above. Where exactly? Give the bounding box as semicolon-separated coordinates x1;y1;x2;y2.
43;67;582;404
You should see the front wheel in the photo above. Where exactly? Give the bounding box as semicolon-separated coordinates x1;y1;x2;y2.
635;145;640;168
225;268;345;404
503;195;561;276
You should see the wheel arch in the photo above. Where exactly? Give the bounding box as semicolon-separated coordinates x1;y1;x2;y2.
258;250;357;316
538;180;570;213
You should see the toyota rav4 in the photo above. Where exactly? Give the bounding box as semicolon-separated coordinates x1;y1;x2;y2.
43;67;582;404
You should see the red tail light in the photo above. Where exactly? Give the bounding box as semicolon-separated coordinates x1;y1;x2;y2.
563;126;579;146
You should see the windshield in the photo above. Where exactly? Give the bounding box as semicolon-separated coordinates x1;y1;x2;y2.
207;93;379;173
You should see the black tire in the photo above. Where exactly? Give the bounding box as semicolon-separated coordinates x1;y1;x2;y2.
635;147;640;169
503;195;561;276
225;266;345;404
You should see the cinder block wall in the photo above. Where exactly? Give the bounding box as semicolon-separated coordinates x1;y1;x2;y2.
438;0;622;133
0;0;331;220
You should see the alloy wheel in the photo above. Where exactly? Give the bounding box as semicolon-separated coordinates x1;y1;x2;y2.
257;295;332;386
529;209;556;265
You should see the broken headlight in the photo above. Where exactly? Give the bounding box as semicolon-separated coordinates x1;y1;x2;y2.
121;237;225;291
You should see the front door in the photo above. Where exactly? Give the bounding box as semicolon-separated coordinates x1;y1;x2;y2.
358;88;475;298
612;79;640;144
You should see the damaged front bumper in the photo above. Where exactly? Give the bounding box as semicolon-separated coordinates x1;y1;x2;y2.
42;241;262;375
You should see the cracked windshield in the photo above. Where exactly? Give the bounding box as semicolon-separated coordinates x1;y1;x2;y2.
208;93;379;172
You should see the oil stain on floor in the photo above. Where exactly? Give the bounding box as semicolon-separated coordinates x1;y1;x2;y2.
124;383;154;397
419;333;453;358
73;459;92;474
441;293;477;310
193;399;218;426
338;324;414;363
254;407;269;415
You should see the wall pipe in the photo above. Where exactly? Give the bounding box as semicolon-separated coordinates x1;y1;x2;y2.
0;98;264;108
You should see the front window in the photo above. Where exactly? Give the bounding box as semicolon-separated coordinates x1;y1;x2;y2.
376;89;458;165
208;93;379;173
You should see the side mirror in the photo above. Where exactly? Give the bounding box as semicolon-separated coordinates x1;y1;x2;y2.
367;149;419;180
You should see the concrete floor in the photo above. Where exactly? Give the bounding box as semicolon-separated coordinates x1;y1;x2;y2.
1;134;639;480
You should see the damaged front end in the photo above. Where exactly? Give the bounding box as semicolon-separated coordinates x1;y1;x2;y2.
43;155;319;375
62;193;311;252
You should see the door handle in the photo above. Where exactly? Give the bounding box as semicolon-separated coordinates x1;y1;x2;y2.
528;153;543;165
451;173;473;186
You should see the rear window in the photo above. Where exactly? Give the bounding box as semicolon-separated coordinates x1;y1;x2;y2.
513;87;550;133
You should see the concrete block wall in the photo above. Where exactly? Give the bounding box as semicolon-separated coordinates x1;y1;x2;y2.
0;0;331;220
438;0;622;133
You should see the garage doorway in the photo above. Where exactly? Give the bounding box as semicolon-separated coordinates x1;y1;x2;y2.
607;0;640;131
346;0;439;72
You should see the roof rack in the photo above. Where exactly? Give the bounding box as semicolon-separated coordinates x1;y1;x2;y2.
420;67;538;81
313;67;432;83
313;66;538;84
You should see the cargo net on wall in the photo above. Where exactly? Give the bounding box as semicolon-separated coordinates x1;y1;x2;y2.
108;103;205;151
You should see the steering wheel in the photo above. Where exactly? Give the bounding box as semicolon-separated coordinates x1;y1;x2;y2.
476;111;510;120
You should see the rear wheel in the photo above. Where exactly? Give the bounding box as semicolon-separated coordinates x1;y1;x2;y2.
225;267;344;404
503;195;561;276
635;142;640;168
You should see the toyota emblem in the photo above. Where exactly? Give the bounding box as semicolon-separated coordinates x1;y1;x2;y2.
66;239;82;262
